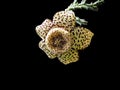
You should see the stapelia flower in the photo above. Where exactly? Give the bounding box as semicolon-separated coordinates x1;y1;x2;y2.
35;10;94;65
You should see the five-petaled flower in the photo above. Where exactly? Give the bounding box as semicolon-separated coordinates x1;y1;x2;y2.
35;10;94;65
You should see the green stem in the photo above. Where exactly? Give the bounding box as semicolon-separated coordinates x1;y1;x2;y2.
65;0;104;26
66;0;104;11
76;17;88;26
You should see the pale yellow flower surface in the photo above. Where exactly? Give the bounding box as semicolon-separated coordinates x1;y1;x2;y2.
35;10;94;65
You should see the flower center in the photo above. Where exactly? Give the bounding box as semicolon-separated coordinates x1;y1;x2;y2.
52;33;66;49
45;28;71;54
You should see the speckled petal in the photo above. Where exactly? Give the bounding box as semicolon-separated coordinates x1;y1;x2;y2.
39;40;56;59
58;49;79;65
35;19;53;39
53;10;76;32
71;27;94;50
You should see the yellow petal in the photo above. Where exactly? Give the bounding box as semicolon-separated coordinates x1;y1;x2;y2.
35;19;53;39
71;27;94;50
58;49;79;65
53;10;76;32
39;40;56;59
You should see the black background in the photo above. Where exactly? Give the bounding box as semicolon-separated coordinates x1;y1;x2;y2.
3;0;118;82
